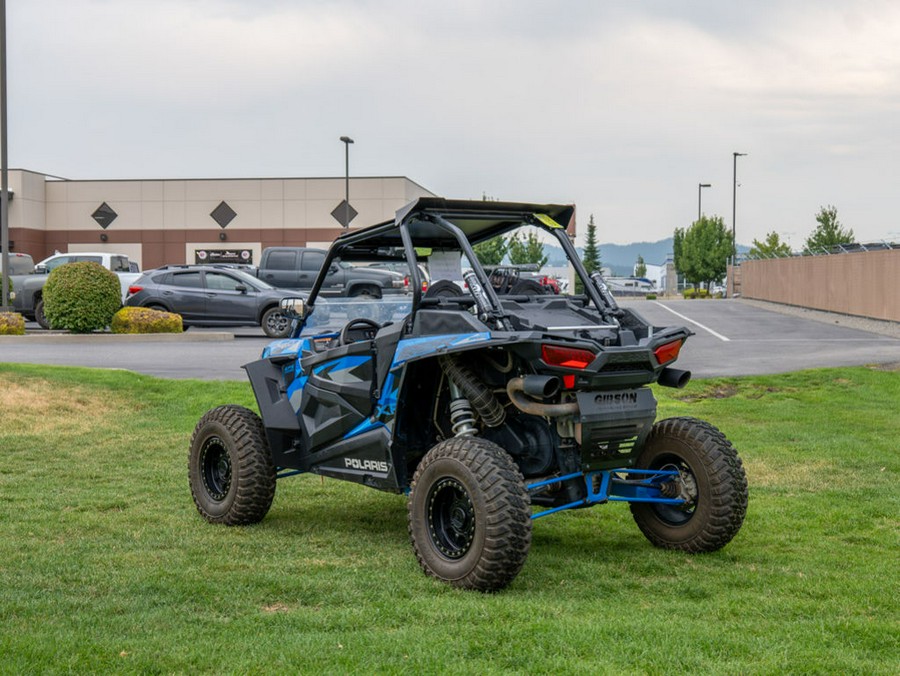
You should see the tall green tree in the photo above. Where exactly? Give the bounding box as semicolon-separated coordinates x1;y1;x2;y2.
676;216;731;288
804;205;854;253
673;228;685;275
749;231;792;259
473;236;509;266
581;214;601;275
508;231;548;267
634;255;647;278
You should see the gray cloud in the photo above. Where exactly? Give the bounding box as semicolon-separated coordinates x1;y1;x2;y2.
7;0;899;246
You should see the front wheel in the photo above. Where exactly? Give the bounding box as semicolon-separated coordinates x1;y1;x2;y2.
261;306;291;338
630;417;748;552
189;405;276;525
408;437;532;592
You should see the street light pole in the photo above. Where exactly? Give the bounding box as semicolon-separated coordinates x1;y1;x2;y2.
732;152;747;263
0;0;9;311
339;136;354;229
698;183;711;222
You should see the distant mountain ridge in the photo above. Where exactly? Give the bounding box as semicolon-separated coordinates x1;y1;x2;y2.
544;238;749;277
545;238;675;276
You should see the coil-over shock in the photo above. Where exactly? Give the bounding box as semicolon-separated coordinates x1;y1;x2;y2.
439;355;506;437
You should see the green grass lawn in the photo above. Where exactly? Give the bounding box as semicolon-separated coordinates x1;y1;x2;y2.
0;363;897;674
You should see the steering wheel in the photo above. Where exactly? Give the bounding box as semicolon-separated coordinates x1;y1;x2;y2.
339;317;382;346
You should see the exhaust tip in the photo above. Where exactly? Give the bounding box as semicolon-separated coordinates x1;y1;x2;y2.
522;375;561;399
658;367;691;389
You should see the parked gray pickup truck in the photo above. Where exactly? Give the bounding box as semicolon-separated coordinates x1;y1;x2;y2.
11;252;140;328
254;247;404;298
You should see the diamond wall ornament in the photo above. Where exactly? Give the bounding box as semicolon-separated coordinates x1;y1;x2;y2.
210;201;237;228
331;199;358;227
92;202;118;229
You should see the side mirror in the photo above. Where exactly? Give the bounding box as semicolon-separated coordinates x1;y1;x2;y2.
235;284;248;294
280;297;306;318
34;264;48;274
328;263;339;274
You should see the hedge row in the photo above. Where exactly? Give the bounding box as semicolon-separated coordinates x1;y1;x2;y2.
0;312;26;335
111;307;183;334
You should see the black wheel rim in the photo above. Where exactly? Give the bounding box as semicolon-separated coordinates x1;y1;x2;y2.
266;311;288;335
426;477;476;559
200;436;232;502
651;457;698;525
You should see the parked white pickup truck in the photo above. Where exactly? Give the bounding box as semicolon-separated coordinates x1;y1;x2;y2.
12;252;142;329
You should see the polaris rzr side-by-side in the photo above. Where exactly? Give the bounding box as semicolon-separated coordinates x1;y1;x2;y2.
189;198;748;592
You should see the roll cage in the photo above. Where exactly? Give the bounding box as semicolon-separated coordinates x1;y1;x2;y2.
297;198;610;334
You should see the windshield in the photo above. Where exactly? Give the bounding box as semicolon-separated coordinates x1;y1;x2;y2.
0;254;35;275
300;296;413;337
229;268;275;290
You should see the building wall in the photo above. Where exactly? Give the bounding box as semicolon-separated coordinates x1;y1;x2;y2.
6;170;435;269
740;249;900;322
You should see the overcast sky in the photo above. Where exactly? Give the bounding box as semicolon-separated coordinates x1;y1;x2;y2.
7;0;899;246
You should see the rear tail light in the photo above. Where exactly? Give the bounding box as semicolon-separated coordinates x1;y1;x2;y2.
653;339;683;366
127;285;143;295
541;344;596;369
403;275;410;288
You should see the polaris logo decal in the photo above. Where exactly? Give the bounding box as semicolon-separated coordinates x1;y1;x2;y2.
344;458;389;473
596;392;639;405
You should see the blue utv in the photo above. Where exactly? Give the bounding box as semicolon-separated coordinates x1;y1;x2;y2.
189;198;748;592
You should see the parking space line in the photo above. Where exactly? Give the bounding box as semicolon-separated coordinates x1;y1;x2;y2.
653;302;731;342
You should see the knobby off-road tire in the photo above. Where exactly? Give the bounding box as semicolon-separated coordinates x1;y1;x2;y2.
630;417;748;552
509;279;547;296
189;405;276;525
408;437;532;592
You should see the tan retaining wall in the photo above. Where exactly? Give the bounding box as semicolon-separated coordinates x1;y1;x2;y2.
739;249;900;322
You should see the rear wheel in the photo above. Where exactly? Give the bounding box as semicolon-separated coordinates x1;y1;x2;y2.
408;437;532;592
35;298;49;329
630;417;748;552
261;306;291;338
189;405;276;525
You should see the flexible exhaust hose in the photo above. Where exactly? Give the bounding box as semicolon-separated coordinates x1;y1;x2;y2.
506;377;580;417
439;355;506;428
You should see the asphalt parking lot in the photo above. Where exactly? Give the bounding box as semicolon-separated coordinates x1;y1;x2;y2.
619;300;899;377
1;300;897;381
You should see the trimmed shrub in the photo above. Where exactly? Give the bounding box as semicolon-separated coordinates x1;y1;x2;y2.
682;288;697;299
697;288;710;299
645;293;657;300
0;311;26;335
111;306;183;334
43;261;122;333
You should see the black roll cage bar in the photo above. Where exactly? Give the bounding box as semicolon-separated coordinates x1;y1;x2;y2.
300;200;609;326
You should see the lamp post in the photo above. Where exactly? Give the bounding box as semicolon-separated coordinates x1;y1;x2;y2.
339;136;354;229
732;152;747;263
0;0;9;311
698;183;711;222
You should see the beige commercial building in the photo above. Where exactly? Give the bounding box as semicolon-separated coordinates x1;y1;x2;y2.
4;169;436;270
